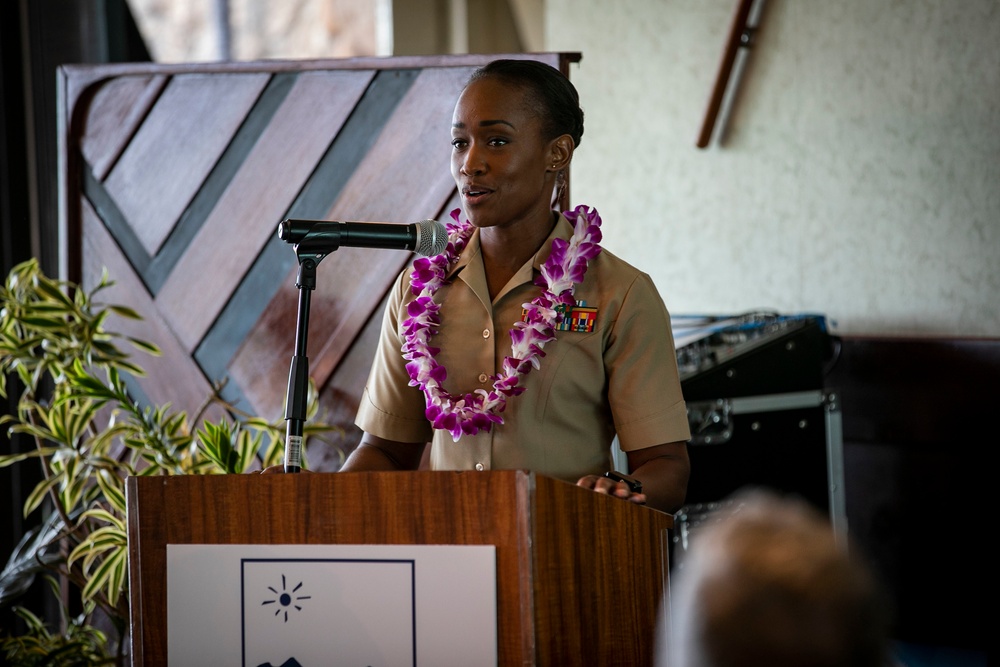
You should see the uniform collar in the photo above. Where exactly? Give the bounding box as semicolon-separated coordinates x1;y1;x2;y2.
445;212;573;281
446;213;573;306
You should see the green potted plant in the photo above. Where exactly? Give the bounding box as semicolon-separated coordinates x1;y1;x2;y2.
0;259;337;665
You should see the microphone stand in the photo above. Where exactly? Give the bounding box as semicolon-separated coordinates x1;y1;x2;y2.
278;219;437;471
283;248;323;473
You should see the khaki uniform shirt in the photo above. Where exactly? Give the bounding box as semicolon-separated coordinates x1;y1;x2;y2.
355;214;690;483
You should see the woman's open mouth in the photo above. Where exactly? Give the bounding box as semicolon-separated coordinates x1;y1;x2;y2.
463;184;493;204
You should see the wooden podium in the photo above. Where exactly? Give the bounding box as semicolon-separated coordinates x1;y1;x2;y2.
126;471;673;666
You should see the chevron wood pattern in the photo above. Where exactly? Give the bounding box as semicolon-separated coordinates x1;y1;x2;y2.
58;54;579;469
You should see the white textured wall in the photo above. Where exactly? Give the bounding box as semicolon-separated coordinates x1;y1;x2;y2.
548;0;1000;336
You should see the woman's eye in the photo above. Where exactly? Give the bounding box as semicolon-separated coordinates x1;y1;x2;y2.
451;139;467;150
488;137;508;147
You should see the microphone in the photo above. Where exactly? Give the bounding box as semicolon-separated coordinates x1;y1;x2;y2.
278;218;448;257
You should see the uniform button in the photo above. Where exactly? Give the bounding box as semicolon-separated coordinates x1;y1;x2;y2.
475;462;485;471
483;328;490;339
478;373;489;383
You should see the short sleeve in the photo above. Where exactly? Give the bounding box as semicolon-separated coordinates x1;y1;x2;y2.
354;269;434;444
604;272;691;450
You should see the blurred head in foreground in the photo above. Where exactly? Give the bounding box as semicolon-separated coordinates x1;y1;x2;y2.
667;489;889;667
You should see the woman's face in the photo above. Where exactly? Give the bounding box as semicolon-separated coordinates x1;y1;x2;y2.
451;77;556;231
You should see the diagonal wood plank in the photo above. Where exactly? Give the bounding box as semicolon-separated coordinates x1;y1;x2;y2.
80;74;169;181
155;70;376;353
80;199;229;425
103;73;270;257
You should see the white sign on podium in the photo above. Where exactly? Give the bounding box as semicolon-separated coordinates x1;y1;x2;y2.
167;544;497;667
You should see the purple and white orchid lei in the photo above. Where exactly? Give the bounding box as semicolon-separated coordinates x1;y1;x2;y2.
401;204;603;441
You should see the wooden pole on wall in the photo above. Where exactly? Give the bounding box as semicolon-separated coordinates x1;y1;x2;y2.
696;0;767;148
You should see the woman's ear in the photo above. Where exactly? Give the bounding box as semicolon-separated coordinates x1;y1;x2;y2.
548;134;574;172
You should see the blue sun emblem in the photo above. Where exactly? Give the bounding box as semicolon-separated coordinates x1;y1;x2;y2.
261;574;311;623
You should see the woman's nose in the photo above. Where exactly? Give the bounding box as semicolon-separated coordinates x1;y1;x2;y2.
460;146;486;175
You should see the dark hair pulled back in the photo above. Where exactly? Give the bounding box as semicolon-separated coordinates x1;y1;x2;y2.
468;59;585;148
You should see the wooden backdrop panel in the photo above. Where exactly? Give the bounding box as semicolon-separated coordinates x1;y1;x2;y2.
59;54;579;465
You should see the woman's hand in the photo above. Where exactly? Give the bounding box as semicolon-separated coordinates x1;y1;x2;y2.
576;473;648;505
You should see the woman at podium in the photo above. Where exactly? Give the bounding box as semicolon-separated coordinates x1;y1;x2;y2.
345;59;692;514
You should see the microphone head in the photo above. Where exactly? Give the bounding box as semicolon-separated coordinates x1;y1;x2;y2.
414;219;448;257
